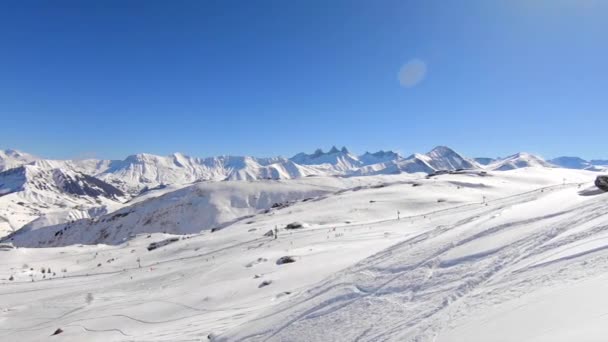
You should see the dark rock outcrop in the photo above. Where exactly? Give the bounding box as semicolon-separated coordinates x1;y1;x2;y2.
595;175;608;191
285;222;304;229
276;256;296;265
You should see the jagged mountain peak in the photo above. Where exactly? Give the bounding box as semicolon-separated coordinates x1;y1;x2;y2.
420;146;478;171
362;150;399;158
428;145;455;154
290;147;360;171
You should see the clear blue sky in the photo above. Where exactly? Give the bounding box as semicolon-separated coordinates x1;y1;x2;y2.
1;1;607;160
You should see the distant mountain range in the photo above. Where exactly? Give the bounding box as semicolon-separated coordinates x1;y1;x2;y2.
1;146;606;240
548;156;608;171
3;146;607;195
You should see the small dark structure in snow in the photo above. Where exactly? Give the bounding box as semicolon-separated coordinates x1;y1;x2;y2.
147;237;179;251
276;256;296;265
285;222;304;229
0;243;15;251
263;229;274;237
51;328;63;336
258;280;272;288
595;176;608;192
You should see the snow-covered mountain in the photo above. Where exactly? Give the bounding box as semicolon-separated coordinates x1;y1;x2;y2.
549;156;608;172
2;146;566;199
0;146;590;238
5;147;489;246
415;146;480;171
358;150;402;165
488;152;555;171
0;149;38;172
94;153;328;194
290;146;363;172
4;177;361;247
0;165;124;199
354;146;479;176
0;165;126;237
549;156;590;169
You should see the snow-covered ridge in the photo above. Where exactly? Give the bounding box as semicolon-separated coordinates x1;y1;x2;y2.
488;152;555;171
549;156;608;172
0;165;126;237
4;177;355;247
0;165;124;199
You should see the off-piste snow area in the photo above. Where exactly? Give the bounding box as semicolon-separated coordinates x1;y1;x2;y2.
1;166;608;341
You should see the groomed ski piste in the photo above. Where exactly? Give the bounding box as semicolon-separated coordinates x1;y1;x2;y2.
1;167;608;341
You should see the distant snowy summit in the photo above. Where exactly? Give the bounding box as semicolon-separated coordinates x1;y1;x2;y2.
488;152;555;171
549;156;608;172
0;149;37;172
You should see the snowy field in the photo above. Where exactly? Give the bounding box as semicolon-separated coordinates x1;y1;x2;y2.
1;168;607;341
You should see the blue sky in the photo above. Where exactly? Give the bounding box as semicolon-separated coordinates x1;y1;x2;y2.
1;1;607;160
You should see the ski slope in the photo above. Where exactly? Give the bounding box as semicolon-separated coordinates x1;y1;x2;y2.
1;168;607;341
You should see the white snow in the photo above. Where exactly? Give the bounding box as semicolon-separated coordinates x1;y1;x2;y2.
1;167;607;341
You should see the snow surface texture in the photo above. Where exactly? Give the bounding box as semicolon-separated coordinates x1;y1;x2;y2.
1;168;607;341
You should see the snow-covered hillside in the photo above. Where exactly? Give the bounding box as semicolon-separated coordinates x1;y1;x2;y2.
1;167;606;342
5;177;360;247
220;169;607;342
0;165;125;237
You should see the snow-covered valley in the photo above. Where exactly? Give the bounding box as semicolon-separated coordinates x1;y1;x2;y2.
1;164;607;341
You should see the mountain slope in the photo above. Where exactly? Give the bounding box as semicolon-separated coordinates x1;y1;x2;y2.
96;154;331;194
219;170;606;342
421;146;480;170
4;178;350;247
549;156;591;169
0;149;37;172
0;165;125;237
488;152;554;171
